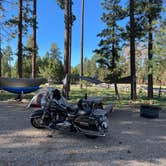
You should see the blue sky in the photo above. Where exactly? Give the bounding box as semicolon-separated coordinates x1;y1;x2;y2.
1;0;165;67
1;0;128;67
37;0;105;67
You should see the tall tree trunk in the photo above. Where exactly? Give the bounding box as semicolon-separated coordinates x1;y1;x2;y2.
80;0;84;89
68;0;72;91
32;0;37;78
112;24;120;99
147;16;153;99
0;2;1;77
18;0;23;78
68;26;71;91
0;29;2;77
114;83;120;100
63;0;70;98
130;0;136;100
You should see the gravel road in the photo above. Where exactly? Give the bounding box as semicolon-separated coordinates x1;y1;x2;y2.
0;101;166;166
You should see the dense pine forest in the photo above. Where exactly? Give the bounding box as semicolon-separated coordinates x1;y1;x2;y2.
0;0;166;100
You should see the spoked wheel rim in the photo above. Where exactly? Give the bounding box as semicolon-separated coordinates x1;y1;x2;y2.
31;117;44;129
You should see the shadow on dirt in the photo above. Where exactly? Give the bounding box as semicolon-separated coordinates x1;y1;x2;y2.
0;102;166;165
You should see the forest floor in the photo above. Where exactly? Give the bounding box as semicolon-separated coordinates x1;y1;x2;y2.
0;101;166;166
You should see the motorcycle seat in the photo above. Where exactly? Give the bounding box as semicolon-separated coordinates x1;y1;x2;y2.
77;109;91;116
67;104;79;113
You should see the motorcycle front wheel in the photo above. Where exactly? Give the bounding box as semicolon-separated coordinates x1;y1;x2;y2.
31;117;45;129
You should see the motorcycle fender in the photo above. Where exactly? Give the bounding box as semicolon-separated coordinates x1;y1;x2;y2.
30;109;44;118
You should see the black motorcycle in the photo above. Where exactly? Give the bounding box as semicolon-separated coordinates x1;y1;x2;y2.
27;87;112;138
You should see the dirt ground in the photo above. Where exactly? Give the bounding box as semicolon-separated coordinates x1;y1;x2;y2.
0;101;166;166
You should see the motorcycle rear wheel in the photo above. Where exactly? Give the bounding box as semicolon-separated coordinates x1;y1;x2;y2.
31;117;45;129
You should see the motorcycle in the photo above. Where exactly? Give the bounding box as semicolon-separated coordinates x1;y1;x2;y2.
27;87;112;138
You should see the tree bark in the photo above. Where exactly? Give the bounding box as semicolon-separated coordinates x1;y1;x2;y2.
0;1;1;77
80;0;84;89
114;83;120;100
32;0;37;78
63;0;70;98
68;0;72;91
18;0;23;78
130;0;136;100
0;29;2;77
112;24;120;99
147;16;153;99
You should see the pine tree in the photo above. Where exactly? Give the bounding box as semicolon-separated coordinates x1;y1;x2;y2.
130;0;137;100
2;46;13;77
0;49;1;78
153;20;166;86
23;35;34;77
2;0;34;78
94;0;125;99
50;43;61;60
18;0;23;78
136;0;163;98
0;0;17;77
146;0;163;98
56;0;75;98
0;1;4;77
39;43;64;83
32;0;37;78
80;0;84;89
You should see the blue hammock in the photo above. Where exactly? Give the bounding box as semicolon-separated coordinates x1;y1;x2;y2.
1;86;40;94
0;78;46;94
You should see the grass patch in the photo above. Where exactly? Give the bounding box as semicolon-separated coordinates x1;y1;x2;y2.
0;84;166;109
0;91;35;101
68;85;166;109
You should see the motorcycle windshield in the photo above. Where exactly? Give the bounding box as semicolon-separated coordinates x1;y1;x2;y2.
27;91;47;108
26;87;57;109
